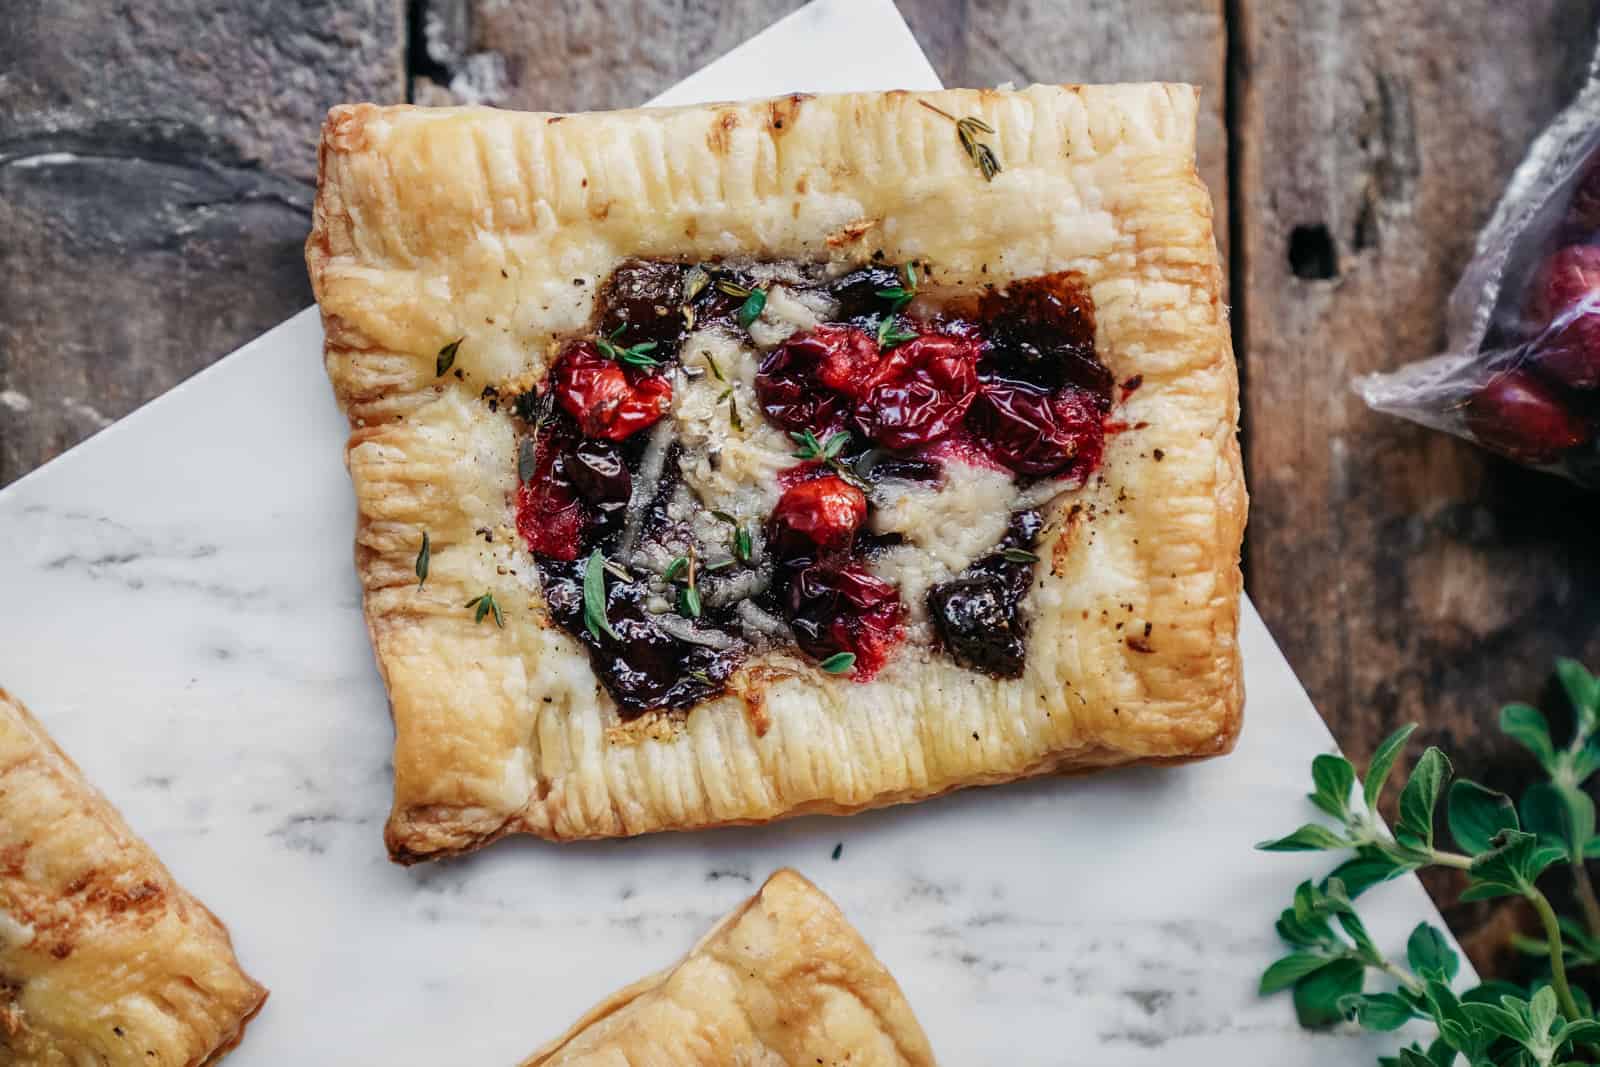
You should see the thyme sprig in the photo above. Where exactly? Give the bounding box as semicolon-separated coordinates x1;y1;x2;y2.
876;262;919;313
877;315;917;349
583;550;619;641
1257;659;1600;1064
790;429;851;462
464;591;504;628
919;100;1001;181
436;338;462;376
596;324;660;368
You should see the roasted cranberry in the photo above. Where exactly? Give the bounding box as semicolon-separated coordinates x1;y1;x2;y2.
979;271;1111;397
769;476;867;553
784;561;904;678
755;326;878;431
567;439;632;517
597;260;689;352
540;560;740;714
550;341;673;441
968;380;1105;477
1526;244;1600;390
516;448;588;561
852;333;980;450
829;264;903;320
928;509;1043;678
1464;369;1591;463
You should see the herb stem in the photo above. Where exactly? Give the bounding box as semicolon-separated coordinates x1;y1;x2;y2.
1425;848;1475;871
1574;862;1600;940
1376;958;1425;996
1529;886;1584;1023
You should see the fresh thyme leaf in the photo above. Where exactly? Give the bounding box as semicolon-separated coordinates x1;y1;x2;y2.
705;353;726;382
737;288;768;329
710;510;738;526
904;261;919;289
465;591;504;628
831;842;843;860
820;431;850;460
597;334;661;368
436;338;462;376
728;392;743;431
877;315;916;348
875;263;919;312
818;652;856;674
683;265;710;304
679;585;702;619
918;100;1002;182
715;279;752;299
583;550;619;642
663;556;689;582
791;429;825;460
415;531;431;588
734;525;753;562
603;560;633;583
689;669;714;686
1000;547;1039;564
703;559;734;572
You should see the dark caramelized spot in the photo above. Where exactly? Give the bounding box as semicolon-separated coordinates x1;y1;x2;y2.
927;511;1042;678
597;259;690;351
829;264;903;321
979;271;1110;397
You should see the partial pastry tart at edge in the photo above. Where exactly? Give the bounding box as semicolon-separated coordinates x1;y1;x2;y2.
523;869;935;1066
306;84;1246;862
0;688;266;1065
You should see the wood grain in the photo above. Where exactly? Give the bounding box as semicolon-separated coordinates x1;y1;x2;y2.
1233;0;1600;969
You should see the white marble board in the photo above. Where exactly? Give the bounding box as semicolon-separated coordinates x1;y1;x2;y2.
0;1;1464;1062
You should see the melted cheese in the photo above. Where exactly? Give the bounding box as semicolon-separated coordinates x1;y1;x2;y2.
867;461;1016;628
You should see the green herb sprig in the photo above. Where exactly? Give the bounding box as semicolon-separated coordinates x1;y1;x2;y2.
596;324;660;369
876;315;917;349
583;550;619;641
465;591;504;628
876;262;919;313
1258;659;1600;1065
436;338;462;376
737;288;768;329
791;429;851;462
918;100;1001;181
818;652;856;675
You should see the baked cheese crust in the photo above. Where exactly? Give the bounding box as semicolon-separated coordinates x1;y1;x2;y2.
306;85;1246;861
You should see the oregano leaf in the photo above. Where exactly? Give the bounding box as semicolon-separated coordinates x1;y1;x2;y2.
1292;957;1364;1029
1257;824;1350;852
1310;754;1356;820
1260;953;1336;995
1366;723;1418;811
1501;703;1556;769
1448;779;1520;855
1341;991;1416;1032
1556;658;1599;737
1406;923;1460;983
1398;747;1452;849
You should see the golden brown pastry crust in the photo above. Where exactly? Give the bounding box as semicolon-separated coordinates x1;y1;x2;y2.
0;688;266;1066
306;85;1246;861
523;869;935;1066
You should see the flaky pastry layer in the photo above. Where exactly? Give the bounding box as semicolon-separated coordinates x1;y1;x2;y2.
524;869;935;1066
0;688;266;1065
306;84;1246;861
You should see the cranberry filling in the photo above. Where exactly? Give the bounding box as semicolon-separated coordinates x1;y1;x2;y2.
511;259;1112;714
550;341;673;441
851;333;981;450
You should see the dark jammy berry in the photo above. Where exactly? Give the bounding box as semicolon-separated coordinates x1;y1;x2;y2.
596;259;690;352
851;334;981;450
755;325;878;431
828;264;905;321
978;271;1110;396
927;510;1043;678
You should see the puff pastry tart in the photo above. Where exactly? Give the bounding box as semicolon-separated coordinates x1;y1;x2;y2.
0;688;266;1064
523;869;934;1066
307;84;1246;861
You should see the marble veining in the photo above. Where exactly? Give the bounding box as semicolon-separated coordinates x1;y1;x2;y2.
0;3;1464;1064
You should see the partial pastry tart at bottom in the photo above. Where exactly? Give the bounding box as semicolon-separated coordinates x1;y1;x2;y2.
307;83;1246;861
523;870;934;1066
0;689;266;1065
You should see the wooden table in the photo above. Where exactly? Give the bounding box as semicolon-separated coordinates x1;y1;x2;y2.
4;0;1599;975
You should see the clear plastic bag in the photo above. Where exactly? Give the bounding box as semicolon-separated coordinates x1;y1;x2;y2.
1354;46;1600;487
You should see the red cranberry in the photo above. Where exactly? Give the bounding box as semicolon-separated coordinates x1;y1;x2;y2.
785;561;904;679
1464;369;1591;463
968;380;1105;477
516;448;588;561
755;326;879;431
550;341;672;441
1526;244;1600;389
769;476;867;553
852;334;980;450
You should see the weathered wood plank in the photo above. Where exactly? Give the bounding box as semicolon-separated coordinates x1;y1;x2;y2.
0;1;405;485
1235;0;1600;968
